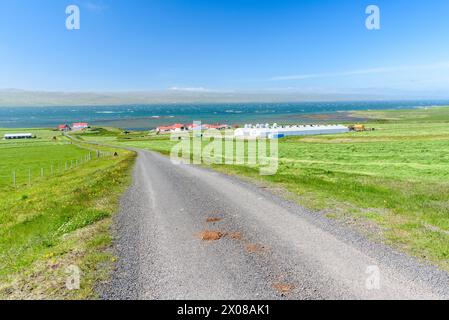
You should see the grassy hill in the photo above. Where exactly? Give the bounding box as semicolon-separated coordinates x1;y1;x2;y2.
0;129;135;299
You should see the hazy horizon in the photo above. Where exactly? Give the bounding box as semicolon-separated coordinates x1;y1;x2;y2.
1;88;449;107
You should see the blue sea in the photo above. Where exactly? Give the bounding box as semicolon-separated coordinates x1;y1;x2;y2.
0;100;448;130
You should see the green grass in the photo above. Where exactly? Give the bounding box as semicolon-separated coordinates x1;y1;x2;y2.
79;107;449;270
0;129;135;299
0;144;97;188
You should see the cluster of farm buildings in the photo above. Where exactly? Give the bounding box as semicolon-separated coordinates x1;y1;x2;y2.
4;121;363;140
57;122;89;131
156;122;356;138
3;123;89;140
156;123;231;133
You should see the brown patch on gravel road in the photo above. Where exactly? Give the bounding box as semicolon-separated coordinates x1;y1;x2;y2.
196;230;244;241
272;282;295;295
199;231;225;241
206;217;222;223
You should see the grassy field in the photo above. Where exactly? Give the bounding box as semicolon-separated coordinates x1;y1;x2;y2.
0;129;98;189
0;128;135;299
78;107;449;270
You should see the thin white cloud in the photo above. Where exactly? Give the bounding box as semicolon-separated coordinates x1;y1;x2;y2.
169;87;235;93
270;62;449;81
169;86;210;92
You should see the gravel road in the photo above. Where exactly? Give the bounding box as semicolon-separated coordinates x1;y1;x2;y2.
101;150;449;300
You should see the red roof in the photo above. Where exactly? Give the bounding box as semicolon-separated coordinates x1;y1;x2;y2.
188;123;209;128
73;122;88;127
157;126;172;131
188;123;227;129
157;123;185;131
157;123;228;131
58;124;69;129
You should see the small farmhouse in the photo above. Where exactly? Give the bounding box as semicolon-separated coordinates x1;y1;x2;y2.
72;122;89;131
58;124;71;131
156;124;187;133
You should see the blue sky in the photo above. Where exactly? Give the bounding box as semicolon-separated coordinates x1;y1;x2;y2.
0;0;449;96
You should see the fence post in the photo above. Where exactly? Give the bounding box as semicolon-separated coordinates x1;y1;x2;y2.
28;168;31;186
12;171;16;188
41;168;44;177
51;165;53;175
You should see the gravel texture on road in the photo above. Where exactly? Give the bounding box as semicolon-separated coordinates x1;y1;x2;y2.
100;150;449;300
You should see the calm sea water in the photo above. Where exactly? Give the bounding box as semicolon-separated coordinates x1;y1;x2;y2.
0;101;448;130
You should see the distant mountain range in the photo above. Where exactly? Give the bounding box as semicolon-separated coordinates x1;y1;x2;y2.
0;89;448;107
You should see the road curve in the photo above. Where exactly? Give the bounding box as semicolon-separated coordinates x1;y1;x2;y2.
101;150;449;300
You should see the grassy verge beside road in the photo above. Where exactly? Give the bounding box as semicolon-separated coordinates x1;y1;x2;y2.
0;129;135;299
79;107;449;271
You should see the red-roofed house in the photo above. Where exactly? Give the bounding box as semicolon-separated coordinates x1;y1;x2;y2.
58;124;71;131
187;123;229;130
156;123;187;133
72;122;89;131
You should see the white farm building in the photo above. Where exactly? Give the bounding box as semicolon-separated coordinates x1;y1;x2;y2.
3;133;35;140
234;124;349;139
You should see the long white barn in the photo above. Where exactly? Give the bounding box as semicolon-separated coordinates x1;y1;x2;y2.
234;124;349;139
4;133;34;140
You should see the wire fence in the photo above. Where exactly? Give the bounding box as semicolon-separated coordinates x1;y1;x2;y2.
6;149;115;189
